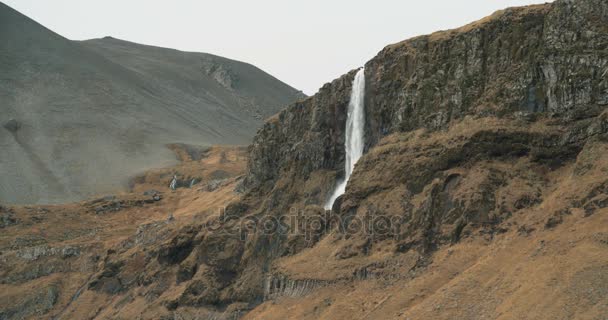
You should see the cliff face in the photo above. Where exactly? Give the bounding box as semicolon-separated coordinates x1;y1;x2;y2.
366;0;607;138
243;70;357;195
233;0;608;312
246;0;607;194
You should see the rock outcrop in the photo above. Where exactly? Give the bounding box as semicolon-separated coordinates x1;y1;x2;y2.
245;0;607;194
223;0;608;310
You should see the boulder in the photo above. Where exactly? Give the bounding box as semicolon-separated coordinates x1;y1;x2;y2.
3;118;21;132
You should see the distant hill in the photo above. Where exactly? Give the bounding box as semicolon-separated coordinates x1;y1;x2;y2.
0;2;304;205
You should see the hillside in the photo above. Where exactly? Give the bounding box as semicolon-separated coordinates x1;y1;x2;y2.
80;36;304;123
0;2;303;205
1;0;607;319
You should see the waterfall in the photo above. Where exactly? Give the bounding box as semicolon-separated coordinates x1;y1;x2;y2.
325;68;366;210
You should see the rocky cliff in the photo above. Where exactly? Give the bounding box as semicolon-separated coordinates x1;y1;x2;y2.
246;0;607;194
233;0;608;313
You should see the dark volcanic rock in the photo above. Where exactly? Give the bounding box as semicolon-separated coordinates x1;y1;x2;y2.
243;69;359;194
3;118;21;132
0;205;18;228
244;0;607;196
157;226;200;265
0;284;59;319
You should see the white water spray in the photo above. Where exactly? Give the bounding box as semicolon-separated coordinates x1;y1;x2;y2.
325;68;366;210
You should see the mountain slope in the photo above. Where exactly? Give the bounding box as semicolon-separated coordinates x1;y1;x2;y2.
0;2;303;205
81;36;304;122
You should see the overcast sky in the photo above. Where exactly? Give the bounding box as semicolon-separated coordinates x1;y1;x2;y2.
4;0;551;95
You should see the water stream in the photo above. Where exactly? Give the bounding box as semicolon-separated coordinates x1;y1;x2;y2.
325;68;366;210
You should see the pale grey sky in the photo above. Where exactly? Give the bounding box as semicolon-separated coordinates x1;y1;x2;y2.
4;0;551;95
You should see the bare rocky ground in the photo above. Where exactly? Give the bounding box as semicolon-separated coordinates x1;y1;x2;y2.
1;119;606;320
247;116;608;320
0;145;248;319
0;2;304;205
